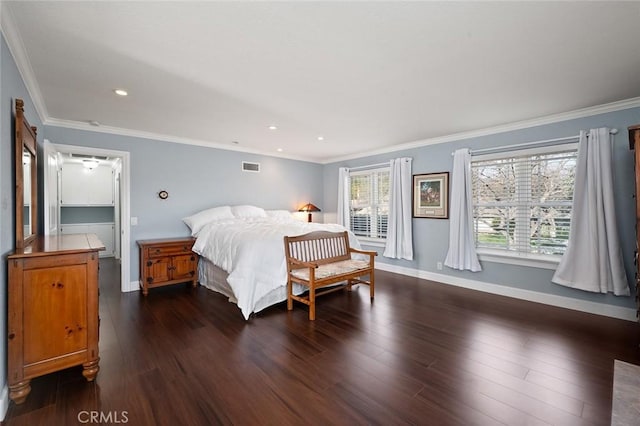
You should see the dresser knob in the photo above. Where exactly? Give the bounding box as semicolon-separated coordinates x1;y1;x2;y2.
147;261;153;267
190;256;195;261
8;333;15;340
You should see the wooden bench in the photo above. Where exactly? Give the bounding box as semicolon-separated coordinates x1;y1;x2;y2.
284;231;377;320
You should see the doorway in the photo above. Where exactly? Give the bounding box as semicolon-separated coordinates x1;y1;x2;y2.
44;141;131;292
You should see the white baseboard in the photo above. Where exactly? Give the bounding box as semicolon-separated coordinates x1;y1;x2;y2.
375;262;637;322
0;384;9;421
125;280;140;292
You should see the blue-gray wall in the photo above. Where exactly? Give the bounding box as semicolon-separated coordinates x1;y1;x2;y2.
43;126;324;283
1;33;44;406
324;107;640;311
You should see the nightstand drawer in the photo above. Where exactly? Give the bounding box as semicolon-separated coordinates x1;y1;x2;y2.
146;243;193;258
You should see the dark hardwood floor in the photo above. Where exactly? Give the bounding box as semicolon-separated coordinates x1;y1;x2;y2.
4;258;639;425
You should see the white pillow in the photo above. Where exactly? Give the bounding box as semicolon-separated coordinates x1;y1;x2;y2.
265;210;293;219
183;205;234;236
231;205;267;218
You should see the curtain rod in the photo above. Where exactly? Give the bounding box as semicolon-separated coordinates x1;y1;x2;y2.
453;128;618;156
348;162;389;171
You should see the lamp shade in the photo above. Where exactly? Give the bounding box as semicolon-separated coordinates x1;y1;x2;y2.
298;203;321;213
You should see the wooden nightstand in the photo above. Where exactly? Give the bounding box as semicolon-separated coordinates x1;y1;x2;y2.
137;237;199;295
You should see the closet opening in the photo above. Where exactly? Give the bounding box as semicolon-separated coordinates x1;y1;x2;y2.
44;141;131;293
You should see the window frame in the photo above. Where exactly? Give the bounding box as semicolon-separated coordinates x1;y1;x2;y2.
348;166;390;243
471;143;578;269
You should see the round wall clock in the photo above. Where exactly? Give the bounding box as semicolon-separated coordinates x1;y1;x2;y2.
158;190;169;200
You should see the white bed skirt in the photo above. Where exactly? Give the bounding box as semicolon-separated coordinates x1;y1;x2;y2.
198;257;306;317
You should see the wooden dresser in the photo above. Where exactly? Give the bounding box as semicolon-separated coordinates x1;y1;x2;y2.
7;233;104;404
137;237;199;295
630;125;640;324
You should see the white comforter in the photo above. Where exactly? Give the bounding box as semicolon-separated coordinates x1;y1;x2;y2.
192;216;360;319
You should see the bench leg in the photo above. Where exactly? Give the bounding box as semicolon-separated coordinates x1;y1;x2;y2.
287;278;293;311
309;283;316;321
370;270;375;299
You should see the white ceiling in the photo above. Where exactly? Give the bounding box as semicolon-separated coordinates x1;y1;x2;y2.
3;1;640;163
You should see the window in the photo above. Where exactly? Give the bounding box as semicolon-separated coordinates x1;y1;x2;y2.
349;168;390;240
471;144;577;259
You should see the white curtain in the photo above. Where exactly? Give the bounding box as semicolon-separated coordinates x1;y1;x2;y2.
337;167;350;227
383;158;413;260
444;148;482;271
552;128;630;295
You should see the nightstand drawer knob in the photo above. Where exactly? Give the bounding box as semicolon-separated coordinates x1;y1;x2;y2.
191;256;195;261
147;261;153;267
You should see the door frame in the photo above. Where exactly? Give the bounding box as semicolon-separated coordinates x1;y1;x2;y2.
43;139;59;235
49;143;131;293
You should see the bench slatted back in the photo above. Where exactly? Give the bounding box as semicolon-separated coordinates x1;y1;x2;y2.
284;231;352;268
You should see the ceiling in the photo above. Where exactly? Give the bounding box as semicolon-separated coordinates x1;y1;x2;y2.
3;1;640;163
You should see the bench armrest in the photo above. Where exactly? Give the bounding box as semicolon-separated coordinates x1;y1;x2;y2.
349;248;377;264
288;258;319;269
349;248;377;257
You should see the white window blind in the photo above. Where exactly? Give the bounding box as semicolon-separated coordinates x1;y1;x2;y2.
471;146;577;256
349;168;390;239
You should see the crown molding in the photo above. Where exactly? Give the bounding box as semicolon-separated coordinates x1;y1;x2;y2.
0;4;48;124
48;96;640;166
322;97;640;164
0;3;316;163
3;1;639;166
44;118;318;164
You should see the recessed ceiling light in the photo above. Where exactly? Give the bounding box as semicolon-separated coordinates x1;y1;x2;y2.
83;159;99;170
268;125;278;130
114;89;128;96
277;148;283;152
317;136;324;141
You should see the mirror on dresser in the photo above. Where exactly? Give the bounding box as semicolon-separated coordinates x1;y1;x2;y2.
8;100;104;404
15;98;38;249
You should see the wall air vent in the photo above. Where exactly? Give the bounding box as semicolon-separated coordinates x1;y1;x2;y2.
242;161;261;173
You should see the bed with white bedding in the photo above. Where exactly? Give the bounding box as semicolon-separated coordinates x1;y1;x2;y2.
185;205;361;320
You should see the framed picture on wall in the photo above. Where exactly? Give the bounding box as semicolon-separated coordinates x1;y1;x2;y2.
413;172;449;219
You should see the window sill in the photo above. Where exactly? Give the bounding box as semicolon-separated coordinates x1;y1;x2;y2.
357;237;386;248
477;249;560;270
